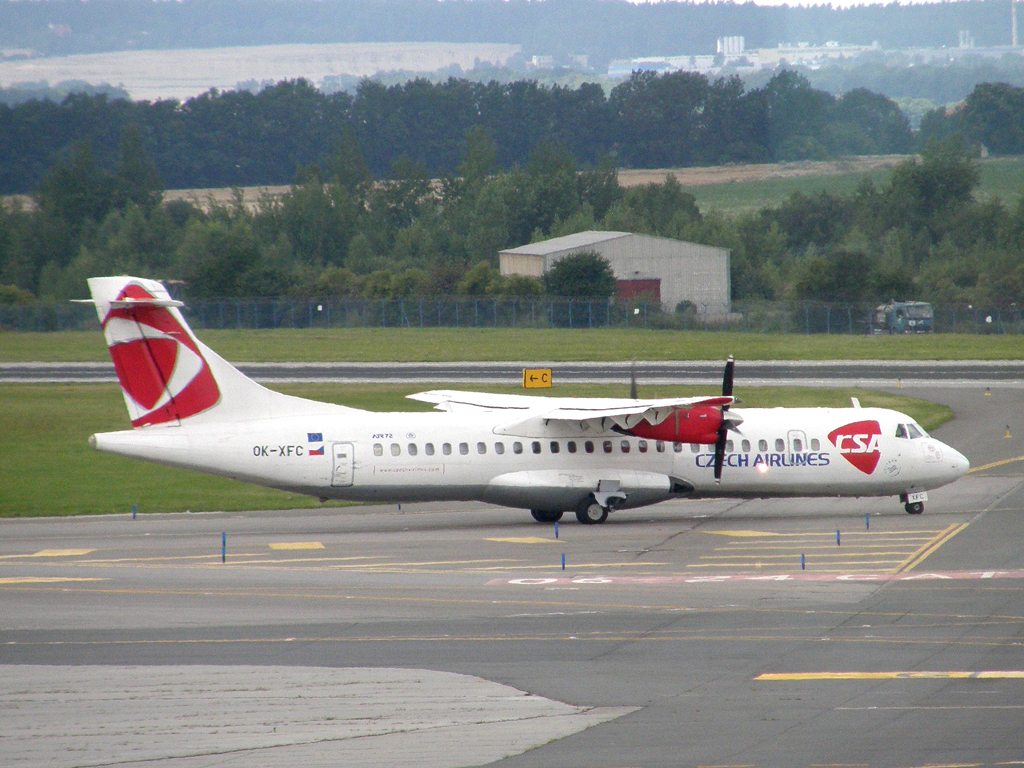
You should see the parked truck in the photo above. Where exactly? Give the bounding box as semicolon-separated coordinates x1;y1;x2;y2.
872;301;934;334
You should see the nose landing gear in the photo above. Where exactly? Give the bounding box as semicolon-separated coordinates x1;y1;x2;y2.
900;491;927;514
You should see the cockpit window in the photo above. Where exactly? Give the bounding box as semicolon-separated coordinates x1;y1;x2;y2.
907;423;925;439
895;424;908;439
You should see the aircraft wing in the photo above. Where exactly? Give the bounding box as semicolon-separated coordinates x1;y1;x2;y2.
408;389;733;430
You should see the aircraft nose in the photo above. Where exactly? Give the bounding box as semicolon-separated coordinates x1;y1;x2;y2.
947;445;970;479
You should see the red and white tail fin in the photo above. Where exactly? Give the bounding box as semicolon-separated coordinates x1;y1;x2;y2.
87;276;327;427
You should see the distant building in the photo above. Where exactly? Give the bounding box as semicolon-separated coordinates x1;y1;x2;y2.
499;230;731;316
717;36;745;56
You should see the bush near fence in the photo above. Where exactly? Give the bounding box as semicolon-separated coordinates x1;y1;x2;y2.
2;297;1022;334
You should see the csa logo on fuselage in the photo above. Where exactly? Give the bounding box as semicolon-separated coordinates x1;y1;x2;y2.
828;420;882;475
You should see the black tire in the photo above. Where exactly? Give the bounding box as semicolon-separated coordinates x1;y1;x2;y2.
905;501;924;514
531;510;563;523
575;502;608;525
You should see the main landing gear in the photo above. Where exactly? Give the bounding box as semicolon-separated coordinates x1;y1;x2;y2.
905;501;924;514
529;505;609;524
530;510;563;523
576;502;608;525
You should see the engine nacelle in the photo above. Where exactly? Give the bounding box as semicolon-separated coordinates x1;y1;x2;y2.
626;405;723;445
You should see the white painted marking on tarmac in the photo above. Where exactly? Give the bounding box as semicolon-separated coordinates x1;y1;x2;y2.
491;570;1024;586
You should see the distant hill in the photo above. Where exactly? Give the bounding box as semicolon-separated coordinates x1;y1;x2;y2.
1;0;1018;69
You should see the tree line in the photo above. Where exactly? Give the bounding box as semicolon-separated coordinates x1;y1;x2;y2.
1;119;1021;313
1;71;918;195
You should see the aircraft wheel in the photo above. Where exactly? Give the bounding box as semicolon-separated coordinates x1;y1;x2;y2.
576;502;609;525
905;501;925;514
531;510;563;523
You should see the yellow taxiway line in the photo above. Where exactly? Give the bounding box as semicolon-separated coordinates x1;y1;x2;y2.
756;671;1024;681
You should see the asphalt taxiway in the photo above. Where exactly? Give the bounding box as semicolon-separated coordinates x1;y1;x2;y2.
1;384;1023;767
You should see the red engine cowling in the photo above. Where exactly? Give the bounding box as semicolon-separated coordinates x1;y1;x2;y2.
626;405;723;445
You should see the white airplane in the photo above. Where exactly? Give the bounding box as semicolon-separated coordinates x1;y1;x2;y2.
83;275;970;524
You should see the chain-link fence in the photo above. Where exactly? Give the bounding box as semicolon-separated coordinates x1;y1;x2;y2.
3;297;1022;334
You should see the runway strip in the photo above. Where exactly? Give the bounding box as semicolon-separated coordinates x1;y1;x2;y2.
5;359;1024;388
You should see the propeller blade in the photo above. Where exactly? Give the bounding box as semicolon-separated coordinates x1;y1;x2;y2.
713;425;727;482
722;355;734;401
715;355;736;483
630;360;638;400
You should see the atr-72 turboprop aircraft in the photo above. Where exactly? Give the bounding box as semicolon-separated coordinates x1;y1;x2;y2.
84;276;969;524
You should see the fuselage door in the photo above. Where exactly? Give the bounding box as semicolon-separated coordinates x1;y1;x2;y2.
787;430;808;457
332;442;354;487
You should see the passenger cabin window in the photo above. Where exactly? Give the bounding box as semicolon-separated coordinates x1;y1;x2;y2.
656;441;666;453
620;439;631;453
532;441;542;454
459;442;469;455
495;442;505;455
638;440;648;453
585;441;595;454
810;438;820;451
792;438;802;452
673;442;683;453
725;440;734;453
567;441;577;454
550;441;560;454
758;439;768;452
690;443;700;454
513;442;523;454
425;443;435;456
477;442;486;454
741;440;751;453
442;443;452;456
408;443;418;456
391;443;401;456
603;440;613;453
774;438;785;452
373;443;383;456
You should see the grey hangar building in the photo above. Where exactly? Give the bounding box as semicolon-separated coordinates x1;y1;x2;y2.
498;231;731;317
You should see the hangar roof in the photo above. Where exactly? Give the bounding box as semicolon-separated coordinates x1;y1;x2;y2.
500;231;631;256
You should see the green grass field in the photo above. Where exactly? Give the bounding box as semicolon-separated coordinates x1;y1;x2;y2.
1;381;951;517
688;156;1023;215
3;327;1023;363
